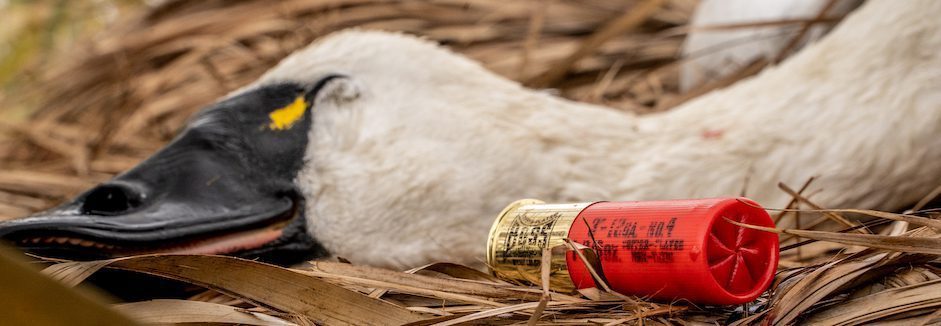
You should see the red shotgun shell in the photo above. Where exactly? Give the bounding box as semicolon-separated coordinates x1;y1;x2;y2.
565;198;778;305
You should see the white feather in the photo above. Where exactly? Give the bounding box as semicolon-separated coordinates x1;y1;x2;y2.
241;0;941;269
680;0;860;91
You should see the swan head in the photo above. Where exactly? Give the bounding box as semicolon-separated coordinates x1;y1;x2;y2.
0;30;546;268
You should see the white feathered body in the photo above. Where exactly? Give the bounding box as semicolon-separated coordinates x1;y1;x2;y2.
680;0;860;90
241;0;941;269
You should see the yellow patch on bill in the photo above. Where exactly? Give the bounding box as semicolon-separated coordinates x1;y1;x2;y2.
268;96;308;130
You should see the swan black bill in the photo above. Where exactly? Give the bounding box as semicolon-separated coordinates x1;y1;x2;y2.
0;81;338;266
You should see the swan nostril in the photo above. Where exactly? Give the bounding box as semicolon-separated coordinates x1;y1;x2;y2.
81;183;144;215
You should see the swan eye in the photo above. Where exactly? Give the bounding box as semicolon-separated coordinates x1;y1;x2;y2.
312;75;361;105
263;74;349;131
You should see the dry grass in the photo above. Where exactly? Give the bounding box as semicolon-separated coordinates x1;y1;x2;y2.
1;0;940;324
0;0;698;220
37;204;941;325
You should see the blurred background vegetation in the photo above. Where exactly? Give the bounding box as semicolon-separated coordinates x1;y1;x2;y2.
0;0;142;122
